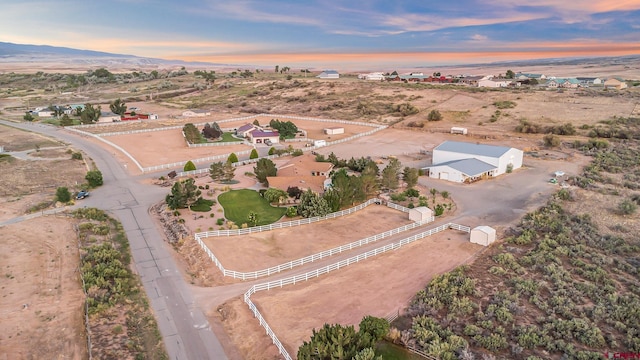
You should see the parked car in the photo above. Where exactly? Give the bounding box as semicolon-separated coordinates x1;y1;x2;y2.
76;190;90;200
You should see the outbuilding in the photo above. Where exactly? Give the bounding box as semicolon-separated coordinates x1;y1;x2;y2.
470;226;496;246
324;127;344;135
317;70;340;79
249;130;280;145
408;207;434;223
423;141;523;183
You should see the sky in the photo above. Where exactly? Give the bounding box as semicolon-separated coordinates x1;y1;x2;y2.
2;0;640;70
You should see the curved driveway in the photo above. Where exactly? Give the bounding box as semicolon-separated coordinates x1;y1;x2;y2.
0;120;227;360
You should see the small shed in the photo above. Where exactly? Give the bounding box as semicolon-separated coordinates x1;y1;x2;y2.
409;207;433;223
324;127;344;135
470;226;496;246
451;127;468;135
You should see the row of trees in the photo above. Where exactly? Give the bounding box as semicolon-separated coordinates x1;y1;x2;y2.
269;119;298;139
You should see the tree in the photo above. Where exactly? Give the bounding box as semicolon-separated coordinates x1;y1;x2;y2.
358;316;389;346
254;158;277;185
381;158;401;190
252;119;260;126
286;186;303;200
297;189;331;218
227;152;239;163
109;98;127;115
209;161;224;182
85;170;103;188
202;122;222;139
427;109;442;121
297;320;384;360
505;69;515;79
56;187;71;203
269;119;298;139
403;167;419;189
184;160;196;172
275;65;279;73
250;148;259;159
165;178;201;210
23;112;34;121
264;188;287;204
222;161;236;182
247;211;258;226
60;114;73;126
79;104;101;124
268;147;275;155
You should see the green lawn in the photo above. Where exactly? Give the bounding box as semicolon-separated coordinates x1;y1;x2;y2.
375;342;423;360
218;189;287;226
217;132;243;142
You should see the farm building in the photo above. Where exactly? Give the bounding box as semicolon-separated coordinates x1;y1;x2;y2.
450;127;468;135
423;141;523;183
409;207;433;223
266;154;334;194
324;127;344;135
248;130;280;145
470;226;496;246
182;109;211;117
478;77;514;88
358;72;385;81
604;78;628;90
317;70;340;79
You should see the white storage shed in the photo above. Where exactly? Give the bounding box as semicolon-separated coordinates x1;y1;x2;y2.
409;207;433;223
470;226;496;246
324;127;344;135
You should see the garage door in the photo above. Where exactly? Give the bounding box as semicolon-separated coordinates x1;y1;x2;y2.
440;172;449;180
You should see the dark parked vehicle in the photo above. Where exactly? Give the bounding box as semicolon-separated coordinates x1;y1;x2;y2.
76;190;90;200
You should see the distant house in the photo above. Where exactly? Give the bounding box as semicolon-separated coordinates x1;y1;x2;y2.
99;111;122;123
358;72;385;81
36;110;54;118
604;78;628;90
266;154;334;194
248;130;280;145
576;77;602;86
182;109;211;117
515;73;546;80
120;112;159;121
458;75;484;86
236;123;258;138
422;141;523;183
317;70;339;79
547;78;580;89
478;77;513;88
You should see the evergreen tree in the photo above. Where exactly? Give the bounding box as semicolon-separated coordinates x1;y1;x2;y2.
250;148;259;159
254;158;277;185
184;160;196;172
297;189;331;218
402;167;419;189
381;158;401;190
222;161;236;182
227;152;239;163
209;161;224;182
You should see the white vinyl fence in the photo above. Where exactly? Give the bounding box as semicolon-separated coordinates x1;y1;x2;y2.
243;222;471;360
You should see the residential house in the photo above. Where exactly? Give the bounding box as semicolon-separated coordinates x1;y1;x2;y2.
236;123;258;138
458;75;484;86
604;78;628;90
515;73;546;81
546;78;580;89
317;70;339;79
99;111;122;123
266;154;334;194
576;77;602;86
182;109;211;117
422;141;523;183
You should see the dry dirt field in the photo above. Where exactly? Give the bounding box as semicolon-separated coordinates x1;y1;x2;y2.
105;130;251;168
203;205;413;272
0;216;86;360
218;230;481;359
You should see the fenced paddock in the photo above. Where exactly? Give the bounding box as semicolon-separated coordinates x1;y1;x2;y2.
244;223;473;360
195;200;430;277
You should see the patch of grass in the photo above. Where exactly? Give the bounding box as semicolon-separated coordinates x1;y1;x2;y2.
190;198;214;212
493;100;517;109
216;132;243;142
375;342;423;360
218;189;287;226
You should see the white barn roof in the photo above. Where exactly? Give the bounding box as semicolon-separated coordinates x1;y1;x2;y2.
430;158;496;177
435;141;512;159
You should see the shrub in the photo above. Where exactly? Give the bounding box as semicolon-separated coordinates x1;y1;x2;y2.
71;152;83;160
56;187;71;203
249;149;259;159
85;170;103;187
216;218;224;226
427;109;442;121
183;160;196;172
618;199;637;215
494;100;516;109
286;206;298;217
227;152;239;163
543;134;561;147
434;204;445;216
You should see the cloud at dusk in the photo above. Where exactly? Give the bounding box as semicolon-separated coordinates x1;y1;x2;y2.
1;0;639;69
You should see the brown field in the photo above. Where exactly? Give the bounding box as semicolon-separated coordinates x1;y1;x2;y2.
220;230;481;358
0;124;63;151
203;205;413;272
0;216;87;360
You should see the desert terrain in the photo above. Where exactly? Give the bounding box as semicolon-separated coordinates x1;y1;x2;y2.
1;59;639;360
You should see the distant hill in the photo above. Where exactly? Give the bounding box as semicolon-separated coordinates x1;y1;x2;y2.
0;41;225;69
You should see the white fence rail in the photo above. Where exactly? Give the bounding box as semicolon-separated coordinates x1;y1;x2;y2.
65;127;145;172
142;149;252;173
187;140;249;148
243;222;470;360
386;202;412;213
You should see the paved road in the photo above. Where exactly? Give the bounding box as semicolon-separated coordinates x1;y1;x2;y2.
0;120;228;360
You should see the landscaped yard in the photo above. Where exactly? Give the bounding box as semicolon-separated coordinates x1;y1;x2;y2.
218;189;287;226
217;132;243;142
